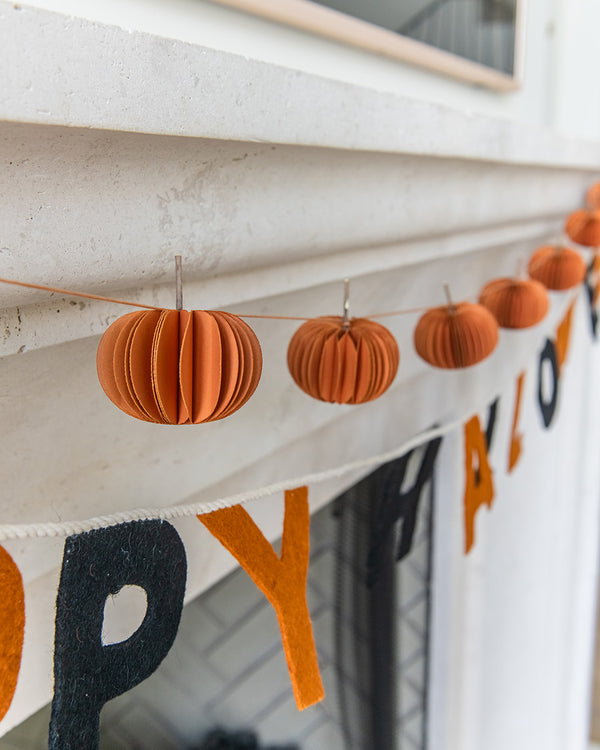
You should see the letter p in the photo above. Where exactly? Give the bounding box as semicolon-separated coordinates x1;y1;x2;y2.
49;520;187;750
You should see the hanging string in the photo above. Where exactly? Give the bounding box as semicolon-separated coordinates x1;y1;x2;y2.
0;275;421;320
0;264;562;324
0;276;162;311
0;413;470;541
231;313;311;321
359;305;432;319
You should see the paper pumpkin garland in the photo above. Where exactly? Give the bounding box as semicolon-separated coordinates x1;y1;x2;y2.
5;187;596;427
479;277;549;329
97;309;262;424
527;246;586;290
414;301;499;368
287;316;399;404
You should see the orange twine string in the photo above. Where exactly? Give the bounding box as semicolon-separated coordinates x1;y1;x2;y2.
0;275;462;321
235;313;311;321
0;257;586;324
0;277;162;311
367;305;433;318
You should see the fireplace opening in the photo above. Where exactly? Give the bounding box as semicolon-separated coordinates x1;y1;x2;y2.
3;456;435;749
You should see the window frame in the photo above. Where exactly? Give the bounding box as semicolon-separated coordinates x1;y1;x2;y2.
209;0;526;91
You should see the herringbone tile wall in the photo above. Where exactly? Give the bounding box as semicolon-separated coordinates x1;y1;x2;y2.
396;477;433;750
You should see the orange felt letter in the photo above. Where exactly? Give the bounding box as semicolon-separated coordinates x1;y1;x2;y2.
464;416;495;554
0;546;25;722
508;371;526;473
198;487;324;710
555;300;576;372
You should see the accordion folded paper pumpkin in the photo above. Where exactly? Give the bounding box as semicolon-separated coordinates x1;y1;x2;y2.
565;209;600;247
414;302;499;368
287;316;399;404
479;277;549;329
97;309;262;423
527;246;586;290
586;182;600;210
562;182;600;247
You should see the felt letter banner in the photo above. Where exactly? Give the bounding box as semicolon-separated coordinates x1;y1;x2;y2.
198;487;324;710
463;415;495;554
49;520;187;750
0;546;25;723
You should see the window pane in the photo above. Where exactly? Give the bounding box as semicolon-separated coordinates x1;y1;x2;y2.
311;0;517;75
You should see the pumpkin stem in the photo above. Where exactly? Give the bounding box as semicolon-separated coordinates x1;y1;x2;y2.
443;283;456;313
342;278;351;329
175;255;183;311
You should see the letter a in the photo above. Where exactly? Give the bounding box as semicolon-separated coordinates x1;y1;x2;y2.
555;300;576;372
464;415;495;554
198;487;324;710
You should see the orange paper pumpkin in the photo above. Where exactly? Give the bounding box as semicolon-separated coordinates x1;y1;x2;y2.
414;302;499;368
527;245;586;290
97;309;262;423
565;209;600;247
478;277;549;329
287;316;399;404
586;182;600;209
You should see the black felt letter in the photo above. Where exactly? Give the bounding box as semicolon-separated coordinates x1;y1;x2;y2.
585;256;599;339
484;398;499;452
49;520;187;750
367;437;442;587
537;338;559;428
